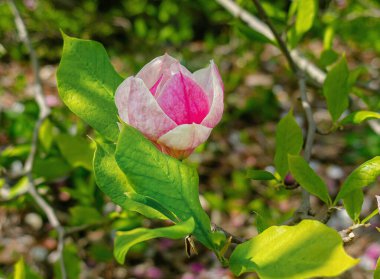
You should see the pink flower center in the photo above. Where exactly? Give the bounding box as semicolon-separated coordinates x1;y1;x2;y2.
156;73;210;125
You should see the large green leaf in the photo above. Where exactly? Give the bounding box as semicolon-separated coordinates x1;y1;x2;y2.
229;220;358;278
115;125;216;250
335;156;380;202
323;56;349;122
57;34;123;142
340;110;380;125
93;142;167;220
274;110;303;179
288;155;331;205
114;218;194;264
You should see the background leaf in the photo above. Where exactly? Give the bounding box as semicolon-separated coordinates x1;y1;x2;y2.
274;110;303;179
340;111;380;125
57;34;123;142
115;125;216;250
229;220;358;278
335;156;380;202
287;0;317;48
323;56;350;122
114;218;194;264
343;189;364;221
246;170;276;181
288;155;331;205
56;134;94;170
295;0;317;38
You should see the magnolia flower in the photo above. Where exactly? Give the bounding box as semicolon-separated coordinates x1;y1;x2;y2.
115;54;224;159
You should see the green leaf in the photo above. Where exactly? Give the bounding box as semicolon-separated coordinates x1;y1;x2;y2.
343;189;363;221
287;0;317;48
38;119;54;151
295;0;317;38
375;257;380;278
288;155;331;205
320;49;339;68
335;156;380;202
323;26;335;50
32;157;71;180
13;258;41;279
115;124;216;250
229;220;358;278
323;56;350;122
69;206;103;226
246;170;276;181
340;111;380;125
14;258;25;279
57;33;123;142
56;134;94;170
93;142;167;220
54;244;81;279
274;110;303;179
114;218;194;264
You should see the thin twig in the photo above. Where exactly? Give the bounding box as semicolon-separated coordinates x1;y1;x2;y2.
215;0;326;84
8;1;66;278
251;0;318;221
215;0;380;95
339;223;370;243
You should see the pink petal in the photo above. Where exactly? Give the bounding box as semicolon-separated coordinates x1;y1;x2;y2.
149;74;163;95
193;61;224;128
156;72;210;125
115;77;176;140
376;195;380;213
136;54;178;94
153;61;193;99
157;124;212;151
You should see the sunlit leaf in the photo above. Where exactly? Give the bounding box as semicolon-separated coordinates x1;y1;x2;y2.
340;111;380;125
295;0;317;38
57;33;122;141
38;118;54;151
229;220;358;278
287;0;317;48
114;218;194;264
335;156;380;202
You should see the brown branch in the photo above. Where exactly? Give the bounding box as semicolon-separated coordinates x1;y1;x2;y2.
8;1;66;278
